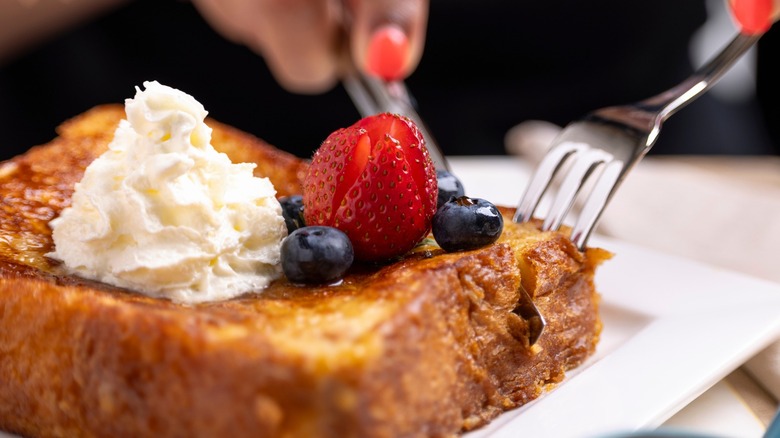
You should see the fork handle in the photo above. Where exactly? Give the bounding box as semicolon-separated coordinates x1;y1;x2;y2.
638;0;775;121
637;31;762;123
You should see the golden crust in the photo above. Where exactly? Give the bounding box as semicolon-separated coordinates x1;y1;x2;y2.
0;106;609;438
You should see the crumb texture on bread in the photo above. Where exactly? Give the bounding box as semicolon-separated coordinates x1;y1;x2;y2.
0;106;608;438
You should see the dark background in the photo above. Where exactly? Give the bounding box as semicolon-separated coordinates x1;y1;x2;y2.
0;0;777;160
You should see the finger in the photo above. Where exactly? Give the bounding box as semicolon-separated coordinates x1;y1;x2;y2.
191;0;249;44
253;0;344;93
348;0;429;80
193;0;342;94
728;0;774;34
365;24;409;80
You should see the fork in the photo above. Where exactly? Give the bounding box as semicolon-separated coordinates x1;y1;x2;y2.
513;29;766;250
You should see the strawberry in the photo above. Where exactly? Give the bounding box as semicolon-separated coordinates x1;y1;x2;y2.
303;113;438;262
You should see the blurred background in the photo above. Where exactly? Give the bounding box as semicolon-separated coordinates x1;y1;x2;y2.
0;0;777;160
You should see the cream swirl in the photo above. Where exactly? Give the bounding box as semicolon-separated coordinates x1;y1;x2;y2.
49;81;286;303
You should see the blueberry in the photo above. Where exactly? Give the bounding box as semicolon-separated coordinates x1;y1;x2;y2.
281;226;354;284
279;195;305;233
436;170;465;208
432;196;503;252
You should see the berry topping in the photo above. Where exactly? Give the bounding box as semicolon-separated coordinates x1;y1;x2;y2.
436;170;465;208
279;195;305;233
432;196;503;252
303;113;438;262
281;226;354;284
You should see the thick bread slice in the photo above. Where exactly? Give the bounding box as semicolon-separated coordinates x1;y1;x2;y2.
0;105;610;438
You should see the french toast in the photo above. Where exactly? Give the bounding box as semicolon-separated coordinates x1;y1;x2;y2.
0;105;609;438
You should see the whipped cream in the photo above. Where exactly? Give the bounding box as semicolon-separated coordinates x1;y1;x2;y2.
49;81;286;304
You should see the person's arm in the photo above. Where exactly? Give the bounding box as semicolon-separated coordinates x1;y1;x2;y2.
191;0;428;94
0;0;129;65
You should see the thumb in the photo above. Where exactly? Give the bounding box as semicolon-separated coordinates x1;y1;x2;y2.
347;0;429;80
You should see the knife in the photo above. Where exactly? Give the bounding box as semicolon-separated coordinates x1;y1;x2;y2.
342;70;449;172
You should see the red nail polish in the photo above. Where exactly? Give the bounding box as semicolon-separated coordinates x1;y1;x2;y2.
366;25;409;81
730;0;772;35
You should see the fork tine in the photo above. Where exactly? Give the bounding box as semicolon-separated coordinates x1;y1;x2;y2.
513;142;585;223
541;147;613;231
569;159;624;249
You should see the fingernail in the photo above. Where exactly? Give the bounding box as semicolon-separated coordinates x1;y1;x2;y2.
366;24;410;81
730;0;773;35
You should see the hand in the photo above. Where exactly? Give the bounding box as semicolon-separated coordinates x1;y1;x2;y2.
192;0;429;94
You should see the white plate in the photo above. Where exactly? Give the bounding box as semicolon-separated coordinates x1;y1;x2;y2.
464;235;780;438
451;157;780;438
